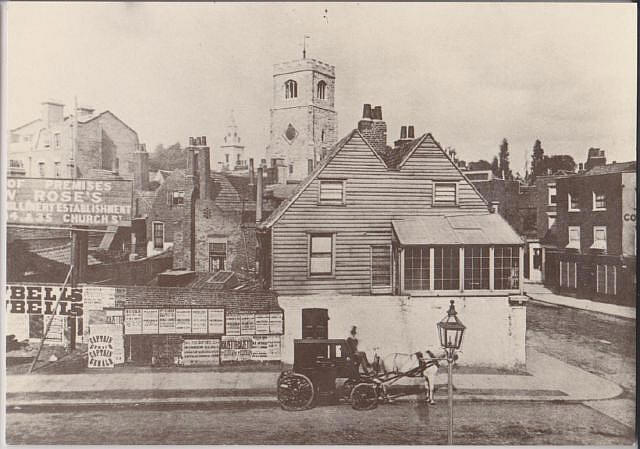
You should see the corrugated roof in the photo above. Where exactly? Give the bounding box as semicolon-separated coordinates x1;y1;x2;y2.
583;161;636;176
392;213;523;246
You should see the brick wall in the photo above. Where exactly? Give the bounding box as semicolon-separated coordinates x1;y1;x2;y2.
116;285;279;312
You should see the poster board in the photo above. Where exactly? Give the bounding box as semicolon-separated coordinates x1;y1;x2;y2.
220;335;253;362
142;309;159;334
240;313;256;335
225;314;241;336
158;309;176;334
88;324;124;368
124;309;142;335
83;287;116;310
207;309;224;334
175;309;192;334
181;339;220;366
269;312;283;335
191;309;208;334
255;313;270;334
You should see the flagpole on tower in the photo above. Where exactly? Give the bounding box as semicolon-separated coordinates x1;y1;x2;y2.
303;34;310;59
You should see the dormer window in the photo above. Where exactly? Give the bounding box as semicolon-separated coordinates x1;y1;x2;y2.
433;182;458;206
285;79;298;99
317;80;327;100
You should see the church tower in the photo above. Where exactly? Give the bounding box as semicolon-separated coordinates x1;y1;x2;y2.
214;110;246;172
266;56;337;181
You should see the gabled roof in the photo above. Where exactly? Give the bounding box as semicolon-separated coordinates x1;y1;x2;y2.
583;161;636;176
259;128;488;230
258;129;361;229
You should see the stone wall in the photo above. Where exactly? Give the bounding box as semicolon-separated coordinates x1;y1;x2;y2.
278;294;527;369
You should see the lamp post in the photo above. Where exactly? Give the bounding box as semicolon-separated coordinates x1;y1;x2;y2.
437;300;466;445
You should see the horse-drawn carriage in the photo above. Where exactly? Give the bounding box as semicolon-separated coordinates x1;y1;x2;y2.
277;338;439;411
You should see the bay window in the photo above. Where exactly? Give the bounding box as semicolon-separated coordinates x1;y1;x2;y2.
404;247;430;290
494;245;520;290
434;246;459;290
464;246;489;290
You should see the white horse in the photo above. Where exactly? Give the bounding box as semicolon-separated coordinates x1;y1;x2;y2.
374;350;442;405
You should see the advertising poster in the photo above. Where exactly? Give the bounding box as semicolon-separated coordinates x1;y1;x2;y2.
220;335;252;362
240;313;256;335
5;284;83;317
142;309;159;334
225;314;241;336
175;309;192;334
267;335;282;360
83;286;116;310
124;309;142;335
251;335;269;361
207;309;224;334
269;311;283;335
6;177;133;227
88;324;124;368
158;309;176;334
255;313;270;334
191;309;208;334
181;339;220;366
106;309;124;325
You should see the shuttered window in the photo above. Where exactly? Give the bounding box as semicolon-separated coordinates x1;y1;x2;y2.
371;245;391;288
319;180;345;203
404;247;430;290
309;234;333;275
433;182;457;206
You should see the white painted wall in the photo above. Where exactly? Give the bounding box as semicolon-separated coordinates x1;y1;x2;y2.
278;294;526;369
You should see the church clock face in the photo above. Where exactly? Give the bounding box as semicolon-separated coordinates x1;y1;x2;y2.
284;123;298;143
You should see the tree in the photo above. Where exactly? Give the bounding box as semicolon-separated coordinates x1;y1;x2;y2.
539;155;576;175
149;142;186;171
467;159;492;171
531;139;544;181
499;138;512;180
490;156;500;178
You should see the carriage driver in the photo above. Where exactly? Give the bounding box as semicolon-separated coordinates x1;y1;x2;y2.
346;325;373;375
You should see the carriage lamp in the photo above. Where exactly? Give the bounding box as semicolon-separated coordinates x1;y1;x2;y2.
437;300;466;353
436;300;465;446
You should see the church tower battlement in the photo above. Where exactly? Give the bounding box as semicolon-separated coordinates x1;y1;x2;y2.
266;56;337;181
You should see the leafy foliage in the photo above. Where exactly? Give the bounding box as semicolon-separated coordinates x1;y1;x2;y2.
149;142;186;171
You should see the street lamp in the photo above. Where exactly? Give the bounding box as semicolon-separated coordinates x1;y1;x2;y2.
437;300;466;445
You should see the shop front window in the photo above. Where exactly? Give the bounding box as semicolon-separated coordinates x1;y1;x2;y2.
495;245;519;290
434;246;459;290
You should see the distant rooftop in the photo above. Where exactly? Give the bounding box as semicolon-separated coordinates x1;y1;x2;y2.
583;161;636;176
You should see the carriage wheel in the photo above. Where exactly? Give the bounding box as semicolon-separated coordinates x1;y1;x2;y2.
277;372;315;411
340;378;358;400
351;383;378;411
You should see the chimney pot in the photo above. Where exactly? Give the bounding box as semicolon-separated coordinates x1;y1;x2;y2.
373;106;382;120
189;137;194;146
362;104;372;120
408;126;415;139
400;126;407;139
201;136;207;146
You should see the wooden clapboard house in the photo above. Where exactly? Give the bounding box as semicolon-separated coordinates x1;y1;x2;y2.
257;124;524;298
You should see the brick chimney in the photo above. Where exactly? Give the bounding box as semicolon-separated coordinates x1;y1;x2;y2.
585;147;606;171
394;125;415;147
196;136;211;200
358;103;387;153
41;100;64;128
133;143;149;191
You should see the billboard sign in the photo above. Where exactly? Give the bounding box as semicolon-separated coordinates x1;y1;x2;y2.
7;177;132;227
5;284;83;317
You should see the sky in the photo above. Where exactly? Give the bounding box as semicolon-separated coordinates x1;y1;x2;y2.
6;2;637;175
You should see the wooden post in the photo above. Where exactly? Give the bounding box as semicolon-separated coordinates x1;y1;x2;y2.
70;226;89;350
459;247;464;292
518;246;524;295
